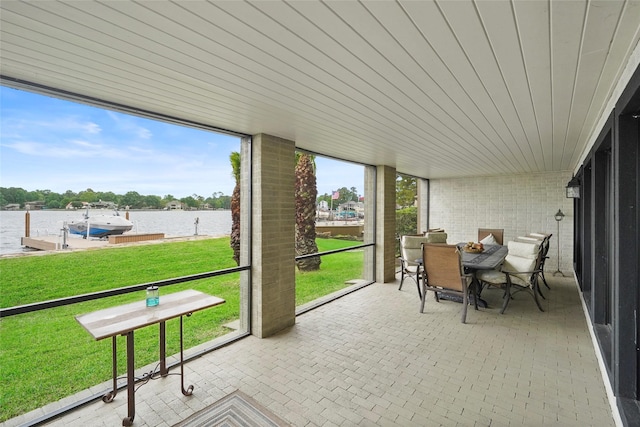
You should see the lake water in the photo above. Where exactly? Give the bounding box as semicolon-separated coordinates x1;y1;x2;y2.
0;209;232;256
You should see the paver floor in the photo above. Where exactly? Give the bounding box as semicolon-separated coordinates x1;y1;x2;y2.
6;276;614;426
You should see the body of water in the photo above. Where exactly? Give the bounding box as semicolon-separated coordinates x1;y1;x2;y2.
0;209;232;256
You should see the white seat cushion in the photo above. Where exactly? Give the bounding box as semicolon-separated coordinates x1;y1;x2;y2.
477;241;539;287
517;236;541;243
507;240;539;258
476;268;506;285
401;235;430;266
502;241;539;284
529;232;549;239
476;265;529;287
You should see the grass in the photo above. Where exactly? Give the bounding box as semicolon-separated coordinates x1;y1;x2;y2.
295;244;365;306
0;237;363;421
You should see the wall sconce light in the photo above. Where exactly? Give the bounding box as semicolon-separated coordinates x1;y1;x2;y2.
566;176;581;198
553;209;565;276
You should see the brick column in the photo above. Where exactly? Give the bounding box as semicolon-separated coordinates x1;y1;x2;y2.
417;178;429;234
251;134;296;338
376;165;397;283
363;166;376;282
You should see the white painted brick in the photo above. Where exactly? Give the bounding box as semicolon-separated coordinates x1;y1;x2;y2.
429;171;575;273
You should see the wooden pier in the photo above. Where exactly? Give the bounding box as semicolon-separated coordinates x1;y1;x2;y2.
21;236;108;251
20;233;166;253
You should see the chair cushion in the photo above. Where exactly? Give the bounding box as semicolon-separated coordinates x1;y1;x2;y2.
476;268;529;287
401;236;430;266
507;240;539;258
476;268;505;284
517;236;541;243
480;233;498;245
502;241;539;284
425;232;447;243
529;232;549;239
477;241;539;287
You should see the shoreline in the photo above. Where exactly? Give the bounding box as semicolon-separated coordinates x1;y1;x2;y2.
0;234;225;259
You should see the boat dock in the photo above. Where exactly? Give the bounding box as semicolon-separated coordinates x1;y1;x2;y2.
20;233;166;253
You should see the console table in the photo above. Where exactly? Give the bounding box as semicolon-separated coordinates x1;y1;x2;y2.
76;289;225;426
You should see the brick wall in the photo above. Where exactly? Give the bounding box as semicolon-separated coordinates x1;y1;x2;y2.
429;171;575;273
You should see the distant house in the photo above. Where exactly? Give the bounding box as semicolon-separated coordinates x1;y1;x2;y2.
24;201;45;210
337;201;365;219
166;200;184;210
90;200;117;209
338;201;364;212
65;202;89;210
3;203;20;211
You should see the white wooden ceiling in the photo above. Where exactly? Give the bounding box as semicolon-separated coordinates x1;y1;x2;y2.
1;0;639;179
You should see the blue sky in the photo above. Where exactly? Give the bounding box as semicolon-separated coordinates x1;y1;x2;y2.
0;87;363;199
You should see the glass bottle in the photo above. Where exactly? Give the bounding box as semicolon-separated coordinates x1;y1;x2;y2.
146;286;159;307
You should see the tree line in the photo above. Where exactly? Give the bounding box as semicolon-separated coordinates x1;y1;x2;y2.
0;187;233;210
0;185;372;211
2;175;413;212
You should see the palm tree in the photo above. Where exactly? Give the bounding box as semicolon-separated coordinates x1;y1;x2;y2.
229;151;241;265
295;153;321;271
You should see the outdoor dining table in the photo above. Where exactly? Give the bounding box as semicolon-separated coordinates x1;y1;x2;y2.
458;243;508;272
458;243;508;307
416;244;508;307
76;289;225;426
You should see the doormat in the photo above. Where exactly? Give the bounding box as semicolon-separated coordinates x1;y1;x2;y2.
172;390;290;427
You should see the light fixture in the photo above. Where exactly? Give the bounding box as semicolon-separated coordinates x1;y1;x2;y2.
566;176;581;198
553;209;565;276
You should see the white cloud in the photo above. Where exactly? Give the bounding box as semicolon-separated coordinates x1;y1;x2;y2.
136;127;152;139
70;139;102;148
2;141;42;156
82;122;102;134
106;111;152;140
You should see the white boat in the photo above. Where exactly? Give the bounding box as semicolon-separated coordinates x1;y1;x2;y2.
68;209;133;238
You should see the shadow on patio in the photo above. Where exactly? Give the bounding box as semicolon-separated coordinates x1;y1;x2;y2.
6;276;614;427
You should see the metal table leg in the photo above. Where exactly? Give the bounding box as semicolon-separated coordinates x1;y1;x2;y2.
123;331;135;426
180;315;194;396
159;321;168;377
103;336;118;403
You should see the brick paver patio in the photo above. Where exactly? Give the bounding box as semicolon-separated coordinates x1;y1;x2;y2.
5;276;615;427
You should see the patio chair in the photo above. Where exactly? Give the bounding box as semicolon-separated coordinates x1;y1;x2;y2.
398;235;429;298
529;232;552;289
420;243;475;323
478;228;504;245
476;240;544;314
513;236;547;299
516;233;552;293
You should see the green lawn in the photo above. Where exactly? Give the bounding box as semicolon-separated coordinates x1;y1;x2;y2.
0;237;363;421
